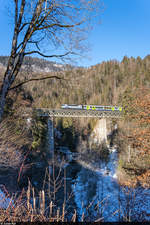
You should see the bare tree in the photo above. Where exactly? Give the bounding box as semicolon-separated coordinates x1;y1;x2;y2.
0;0;102;121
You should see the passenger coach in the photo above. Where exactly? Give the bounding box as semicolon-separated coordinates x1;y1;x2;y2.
61;104;122;111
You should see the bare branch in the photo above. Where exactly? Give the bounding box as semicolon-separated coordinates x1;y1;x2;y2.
14;0;18;26
9;75;68;90
16;41;24;52
36;21;83;31
35;3;54;29
24;51;74;58
27;34;46;51
19;22;30;32
17;0;25;27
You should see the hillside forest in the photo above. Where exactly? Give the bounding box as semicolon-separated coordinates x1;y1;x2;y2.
0;55;150;188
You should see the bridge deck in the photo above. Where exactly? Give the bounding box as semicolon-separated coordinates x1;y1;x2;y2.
24;108;123;118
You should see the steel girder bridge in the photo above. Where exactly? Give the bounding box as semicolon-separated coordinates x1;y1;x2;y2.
24;108;123;118
23;108;123;157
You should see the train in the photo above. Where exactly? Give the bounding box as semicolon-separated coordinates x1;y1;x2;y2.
61;104;123;111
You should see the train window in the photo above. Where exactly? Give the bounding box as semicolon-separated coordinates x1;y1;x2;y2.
96;106;104;110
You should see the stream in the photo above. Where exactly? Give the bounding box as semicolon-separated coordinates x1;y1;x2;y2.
0;146;150;222
57;147;150;222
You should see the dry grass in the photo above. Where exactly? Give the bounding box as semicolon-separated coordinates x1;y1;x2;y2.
0;158;79;222
0;183;106;222
0;159;106;222
0;170;71;222
0;157;147;222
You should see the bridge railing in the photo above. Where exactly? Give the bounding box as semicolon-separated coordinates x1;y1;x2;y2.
23;108;123;118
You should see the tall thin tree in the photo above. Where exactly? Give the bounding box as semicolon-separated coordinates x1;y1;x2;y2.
0;0;102;121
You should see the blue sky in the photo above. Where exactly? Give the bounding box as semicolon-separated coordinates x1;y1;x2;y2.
0;0;150;67
84;0;150;67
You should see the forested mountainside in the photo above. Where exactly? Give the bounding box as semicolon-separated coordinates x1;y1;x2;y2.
21;55;150;109
0;56;74;73
0;55;150;187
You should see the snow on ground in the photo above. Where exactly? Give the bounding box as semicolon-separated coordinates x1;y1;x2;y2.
72;148;150;222
0;188;13;209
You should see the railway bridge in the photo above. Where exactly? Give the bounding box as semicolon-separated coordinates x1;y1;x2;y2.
32;108;123;118
24;108;123;158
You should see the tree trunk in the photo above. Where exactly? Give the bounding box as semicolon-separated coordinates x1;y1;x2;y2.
0;71;13;122
0;52;25;122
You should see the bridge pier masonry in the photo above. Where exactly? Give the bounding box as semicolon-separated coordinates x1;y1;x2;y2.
47;117;54;159
99;118;107;141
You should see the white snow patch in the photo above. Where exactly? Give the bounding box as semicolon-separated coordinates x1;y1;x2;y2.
0;188;14;209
